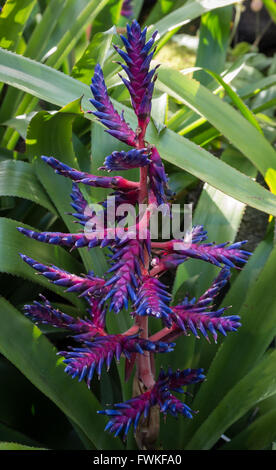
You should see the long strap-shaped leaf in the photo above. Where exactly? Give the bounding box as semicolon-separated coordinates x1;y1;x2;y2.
187;66;264;133
158;153;255;449
174;152;254;299
193;7;233;86
0;442;47;450
1;48;276;217
45;0;110;69
181;235;276;446
221;408;276;450
185;349;276;449
0;297;122;450
0;160;56;213
0;422;44;448
0;0;36;52
154;0;242;38
262;0;276;23
156;66;276;179
0;0;66;127
0;0;109;147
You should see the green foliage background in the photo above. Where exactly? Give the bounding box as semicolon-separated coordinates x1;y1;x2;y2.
0;0;276;450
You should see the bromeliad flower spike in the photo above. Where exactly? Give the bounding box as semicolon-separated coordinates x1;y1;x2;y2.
121;0;133;18
18;20;251;448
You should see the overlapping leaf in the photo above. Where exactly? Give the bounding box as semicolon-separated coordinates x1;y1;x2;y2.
1;49;276;217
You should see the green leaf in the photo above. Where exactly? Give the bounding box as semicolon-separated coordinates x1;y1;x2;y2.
262;0;276;23
166;171;197;196
151;93;168;134
173;68;274;142
0;147;14;161
254;98;276;115
46;0;110;69
36;0;87;62
185;349;276;449
221;409;276;450
150;127;276;217
0;442;47;450
194;6;233;86
3;112;36;139
176;149;256;298
154;0;242;39
145;0;184;26
0;160;56;212
203;68;263;133
0;356;80;449
156;66;276;178
131;0;144;19
2;49;276;217
26;98;81;168
220;228;274;309
24;0;68;60
0;0;67;135
0;0;36;52
0;422;43;449
0;297;122;450
0;0;109;146
91;0;123;35
182;238;276;447
166;150;256;449
167;53;256;132
71;27;115;85
238;75;276;99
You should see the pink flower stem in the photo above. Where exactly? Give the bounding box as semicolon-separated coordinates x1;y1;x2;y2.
149;326;185;344
151;241;171;249
139;166;148;204
122;324;140;336
136;316;155;389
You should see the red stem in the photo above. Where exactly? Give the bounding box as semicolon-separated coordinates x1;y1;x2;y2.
123;324;140;336
149;325;185;344
136;316;155;388
149;264;165;277
151;241;172;248
139;166;148;204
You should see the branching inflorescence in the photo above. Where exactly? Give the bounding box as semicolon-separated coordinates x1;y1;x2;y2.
18;21;251;446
